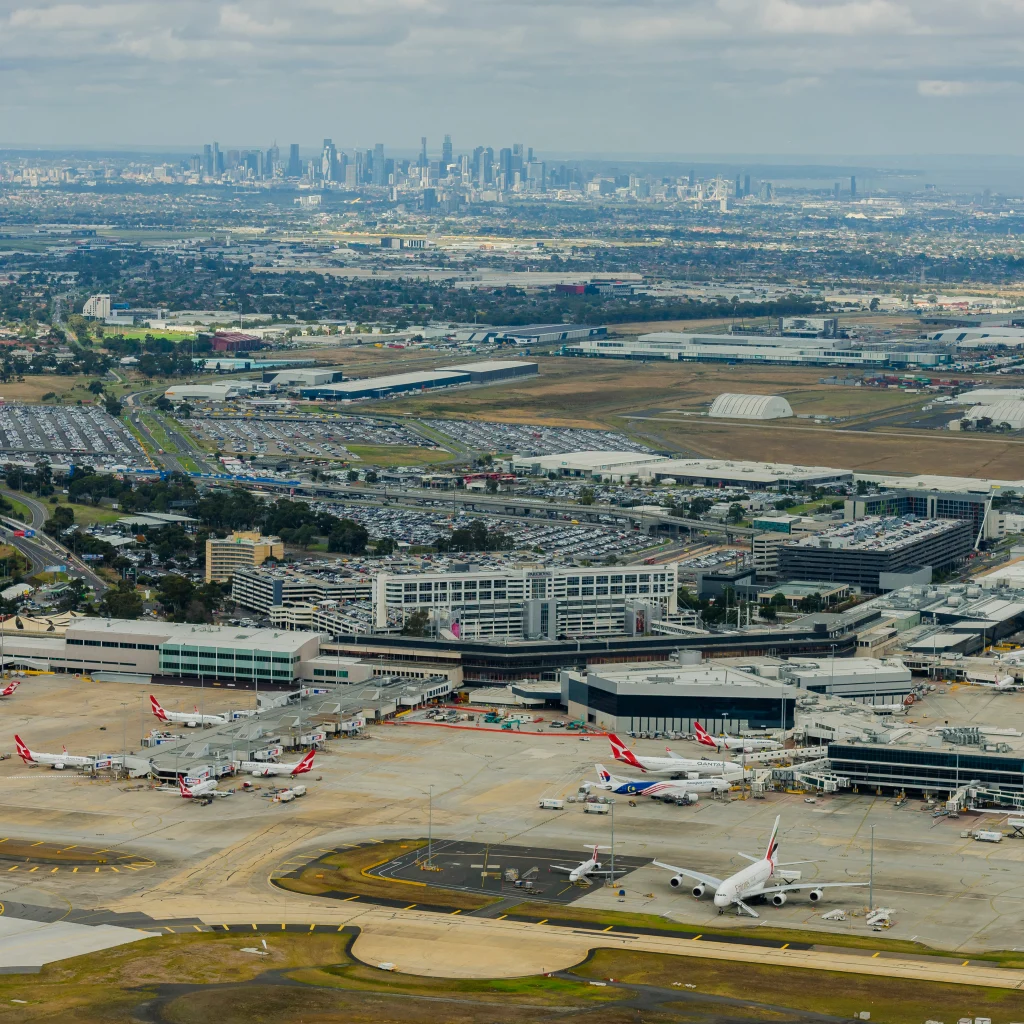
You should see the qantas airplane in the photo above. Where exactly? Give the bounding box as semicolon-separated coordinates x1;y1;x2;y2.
232;751;315;778
595;764;731;801
654;814;866;917
0;680;20;698
150;695;228;728
550;844;626;884
14;734;94;770
693;721;779;753
608;733;741;777
178;775;224;799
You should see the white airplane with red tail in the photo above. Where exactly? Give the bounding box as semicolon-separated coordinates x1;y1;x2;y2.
150;695;228;728
608;733;740;777
178;775;225;799
14;734;94;770
232;751;315;777
692;721;779;753
0;680;20;697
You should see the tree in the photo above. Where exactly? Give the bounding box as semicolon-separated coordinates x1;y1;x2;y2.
346;470;359;482
485;478;498;495
43;505;74;537
727;502;745;523
869;297;880;311
688;497;713;518
100;579;143;619
856;479;869;495
402;608;430;636
327;519;368;555
88;380;105;396
375;537;397;556
578;487;595;505
157;573;195;618
104;395;123;417
364;470;379;484
155;395;173;412
58;578;89;613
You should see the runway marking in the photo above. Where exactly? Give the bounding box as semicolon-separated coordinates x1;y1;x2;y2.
221;924;229;930
164;926;174;933
251;924;257;930
337;924;345;932
6;866;17;872
497;914;508;920
403;904;417;911
309;924;316;932
50;868;57;874
193;925;202;933
281;923;286;930
30;841;43;847
72;867;78;873
693;934;702;941
0;839;6;844
536;919;548;926
602;925;614;932
28;866;37;873
963;960;970;966
451;909;462;915
94;867;100;873
781;943;789;950
871;952;880;958
110;867;119;873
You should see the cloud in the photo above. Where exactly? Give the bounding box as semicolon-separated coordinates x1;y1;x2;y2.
219;5;291;36
917;79;1017;96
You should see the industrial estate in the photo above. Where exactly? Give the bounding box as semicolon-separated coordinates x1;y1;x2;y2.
7;132;1024;1023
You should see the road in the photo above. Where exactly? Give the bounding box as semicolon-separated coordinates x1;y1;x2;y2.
0;489;109;594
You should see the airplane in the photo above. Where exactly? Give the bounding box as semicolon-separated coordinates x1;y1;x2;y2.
594;764;731;802
14;734;94;770
550;844;627;885
693;721;779;753
653;814;867;917
150;695;228;728
232;750;315;778
177;775;225;799
608;733;741;777
0;680;20;697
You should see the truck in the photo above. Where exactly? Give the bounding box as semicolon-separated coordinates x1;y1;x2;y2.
583;801;610;814
974;830;1003;843
538;798;565;810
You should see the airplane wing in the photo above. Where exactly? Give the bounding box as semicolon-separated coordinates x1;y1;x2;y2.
590;868;629;876
550;864;578;873
736;853;759;863
651;860;723;888
754;881;868;897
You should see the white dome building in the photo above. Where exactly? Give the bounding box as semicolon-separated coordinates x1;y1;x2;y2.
965;401;1024;430
709;393;794;420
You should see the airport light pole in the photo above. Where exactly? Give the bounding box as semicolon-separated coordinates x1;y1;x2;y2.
869;823;875;913
121;701;128;779
427;784;433;869
609;799;615;886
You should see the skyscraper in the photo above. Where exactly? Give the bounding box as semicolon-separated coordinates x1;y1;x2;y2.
441;134;453;167
850;175;857;199
287;144;301;177
373;143;385;186
420;136;428;168
743;174;751;197
322;139;338;181
266;144;280;178
203;144;213;177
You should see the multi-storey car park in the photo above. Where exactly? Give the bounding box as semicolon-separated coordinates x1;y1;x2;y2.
231;566;372;615
372;563;680;639
777;515;975;592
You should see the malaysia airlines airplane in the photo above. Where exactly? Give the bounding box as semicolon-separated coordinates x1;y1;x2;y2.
653;815;866;917
551;844;626;884
233;751;315;777
0;680;20;697
14;734;94;770
178;775;223;799
150;695;228;728
595;765;731;801
693;722;779;753
608;733;741;777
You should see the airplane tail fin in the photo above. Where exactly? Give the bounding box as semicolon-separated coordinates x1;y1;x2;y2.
693;722;716;748
292;750;315;775
595;763;614;785
62;745;68;756
764;815;781;864
13;734;32;763
149;694;168;721
608;733;645;771
178;776;192;798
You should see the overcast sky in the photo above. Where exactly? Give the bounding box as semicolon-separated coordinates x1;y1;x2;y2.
2;0;1023;156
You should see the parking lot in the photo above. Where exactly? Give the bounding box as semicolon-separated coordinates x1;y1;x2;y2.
186;415;442;461
0;404;149;470
424;419;654;456
310;499;661;560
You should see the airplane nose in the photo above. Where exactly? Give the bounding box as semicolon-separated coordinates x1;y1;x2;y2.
713;891;729;907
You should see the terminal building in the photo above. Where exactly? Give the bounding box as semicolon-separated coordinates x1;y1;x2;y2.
844;489;997;540
778;517;974;592
562;660;794;735
372;563;679;639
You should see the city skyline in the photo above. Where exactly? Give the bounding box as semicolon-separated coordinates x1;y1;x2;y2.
2;0;1024;155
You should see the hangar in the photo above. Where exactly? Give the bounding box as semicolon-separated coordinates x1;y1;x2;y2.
709;393;794;420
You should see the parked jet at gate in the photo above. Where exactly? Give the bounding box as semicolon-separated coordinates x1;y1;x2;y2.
693;722;779;753
551;844;626;884
14;734;94;770
178;775;224;799
0;680;20;697
608;733;740;777
595;765;731;801
654;814;866;917
150;695;228;728
232;751;315;777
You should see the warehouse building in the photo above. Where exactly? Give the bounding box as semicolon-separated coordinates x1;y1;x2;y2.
206;531;283;583
778;517;974;592
562;661;794;735
164;382;253;402
231;567;372;614
965;401;1024;430
264;367;345;387
372;563;679;639
467;324;606;345
440;360;538;384
708;393;793;420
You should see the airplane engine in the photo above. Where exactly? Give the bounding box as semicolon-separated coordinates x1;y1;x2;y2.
808;888;823;903
53;763;65;770
668;875;684;889
691;882;705;898
679;792;699;804
771;893;788;906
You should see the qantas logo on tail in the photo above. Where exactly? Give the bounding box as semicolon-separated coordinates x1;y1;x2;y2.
608;733;645;771
693;722;716;748
178;776;193;798
150;695;169;722
292;751;315;775
1;680;20;696
14;734;32;763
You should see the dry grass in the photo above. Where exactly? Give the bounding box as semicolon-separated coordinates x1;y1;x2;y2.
0;376;93;403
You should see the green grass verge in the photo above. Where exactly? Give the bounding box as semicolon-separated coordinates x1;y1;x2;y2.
3;495;31;522
61;502;123;527
346;444;450;467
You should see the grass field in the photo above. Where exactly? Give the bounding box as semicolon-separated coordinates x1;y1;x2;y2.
0;375;94;404
58;501;122;527
3;495;31;522
346;444;450;467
